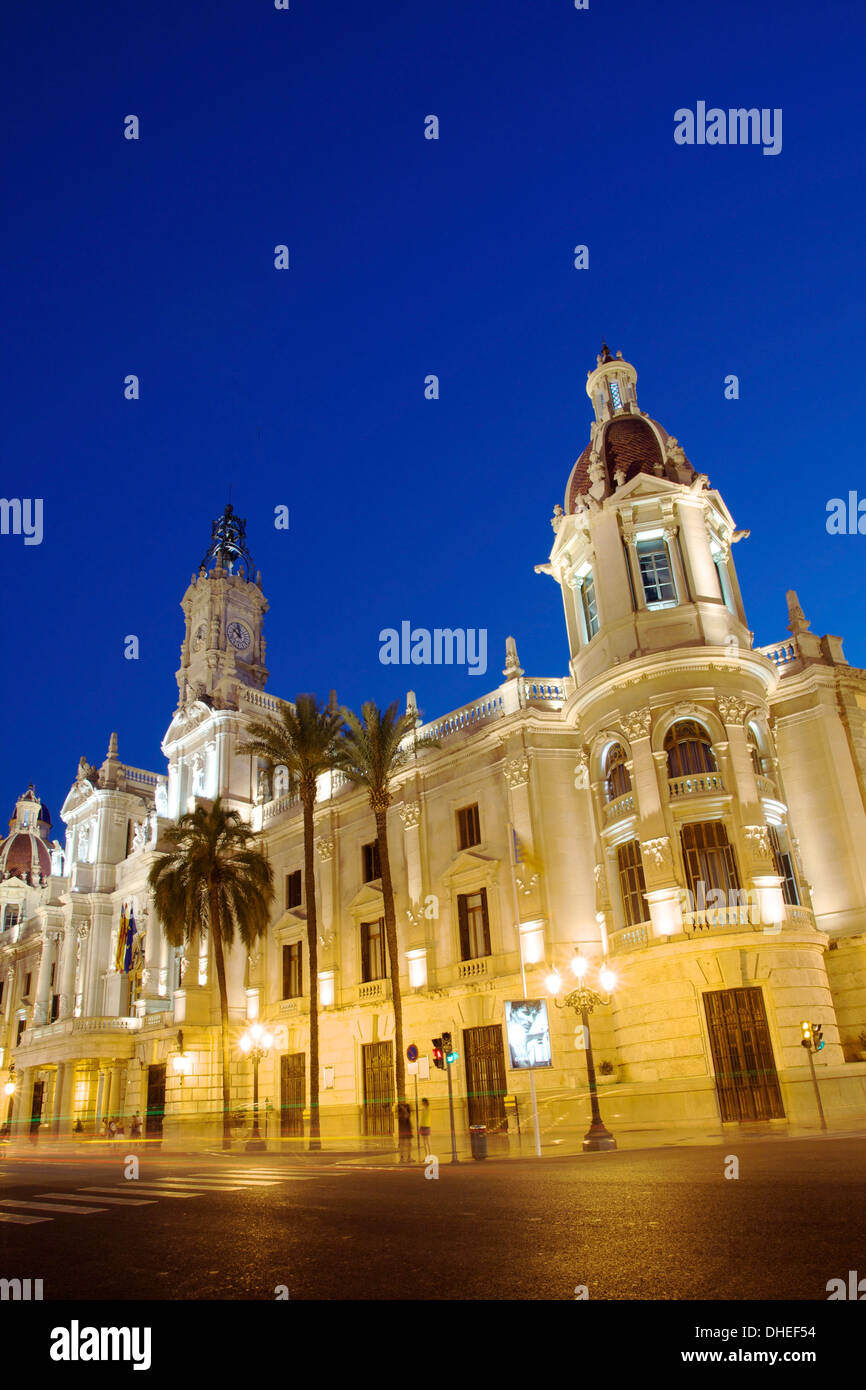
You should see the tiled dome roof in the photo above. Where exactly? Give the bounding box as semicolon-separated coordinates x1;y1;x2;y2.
0;830;52;881
566;415;695;511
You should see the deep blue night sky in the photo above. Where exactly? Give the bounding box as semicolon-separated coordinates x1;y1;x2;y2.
2;0;864;830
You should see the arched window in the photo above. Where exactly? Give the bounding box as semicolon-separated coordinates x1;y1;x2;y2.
273;765;290;798
604;744;631;802
664;721;717;778
746;726;764;779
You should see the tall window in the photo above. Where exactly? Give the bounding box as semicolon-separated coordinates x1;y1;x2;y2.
616;840;648;927
637;537;677;607
604;743;631;802
577;571;599;640
362;841;381;883
360;918;387;982
681;822;741;900
746;727;764;779
609;380;623;411
24;972;32;998
457;889;491;960
457;803;481;849
282;942;303;999
665;721;717;778
768;825;800;907
714;555;735;611
285;869;302;910
2;904;20;931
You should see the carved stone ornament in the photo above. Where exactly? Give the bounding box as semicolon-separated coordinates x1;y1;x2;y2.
717;695;748;726
593;863;604;885
573;748;590;790
398;800;422;829
621;708;652;743
514;870;539;896
504;756;530;789
75;920;91;941
641;837;671;872
744;825;773;863
315;837;334;862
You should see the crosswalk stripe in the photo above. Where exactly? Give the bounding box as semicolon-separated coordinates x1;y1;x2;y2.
136;1184;244;1195
184;1176;278;1185
0;1199;106;1214
0;1212;51;1224
81;1186;201;1199
38;1193;157;1206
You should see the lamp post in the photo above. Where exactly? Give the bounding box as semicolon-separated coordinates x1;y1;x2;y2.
547;952;617;1152
239;1021;273;1153
171;1029;192;1086
3;1061;16;1134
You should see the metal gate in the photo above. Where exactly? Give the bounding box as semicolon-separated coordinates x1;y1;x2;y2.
280;1053;306;1137
145;1063;166;1138
463;1025;508;1132
362;1041;394;1135
704;987;785;1122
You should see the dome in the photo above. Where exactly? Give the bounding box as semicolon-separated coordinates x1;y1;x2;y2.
0;830;52;882
565;414;695;512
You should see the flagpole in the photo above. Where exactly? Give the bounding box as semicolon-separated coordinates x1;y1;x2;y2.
508;823;542;1159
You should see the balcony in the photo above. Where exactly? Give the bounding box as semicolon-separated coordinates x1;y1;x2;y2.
667;772;724;799
756;774;779;800
604;792;635;824
457;956;490;981
358;978;390;1003
608;902;815;954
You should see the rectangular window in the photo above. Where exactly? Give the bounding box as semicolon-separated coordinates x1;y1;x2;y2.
457;889;492;961
637;538;677;607
0;979;4;1007
581;572;600;638
16;1018;25;1046
768;826;800;907
616;840;649;928
362;841;381;883
609;381;623;410
3;904;20;931
681;821;741;901
285;869;302;910
361;918;387;982
282;942;303;999
50;994;60;1023
24;972;32;998
457;803;481;849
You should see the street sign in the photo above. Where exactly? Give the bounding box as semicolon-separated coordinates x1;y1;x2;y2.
407;1043;419;1062
407;1060;418;1077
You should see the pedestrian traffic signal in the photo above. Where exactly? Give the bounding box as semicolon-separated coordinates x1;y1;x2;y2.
800;1020;813;1048
441;1030;458;1064
432;1038;444;1070
812;1022;824;1051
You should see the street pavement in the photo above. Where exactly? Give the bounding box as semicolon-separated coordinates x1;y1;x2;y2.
1;1133;864;1301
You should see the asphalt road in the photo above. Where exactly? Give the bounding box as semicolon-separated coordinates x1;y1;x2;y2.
1;1136;863;1301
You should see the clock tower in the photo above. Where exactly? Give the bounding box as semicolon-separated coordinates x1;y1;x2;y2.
176;503;269;709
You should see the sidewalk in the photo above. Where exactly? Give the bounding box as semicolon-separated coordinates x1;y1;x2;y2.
4;1117;865;1165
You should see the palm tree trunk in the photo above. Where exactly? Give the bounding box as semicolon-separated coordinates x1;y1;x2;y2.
301;788;321;1151
376;808;405;1104
209;889;233;1151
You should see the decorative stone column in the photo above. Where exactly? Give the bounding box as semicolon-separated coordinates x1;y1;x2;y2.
33;930;59;1025
58;925;78;1020
52;1061;74;1136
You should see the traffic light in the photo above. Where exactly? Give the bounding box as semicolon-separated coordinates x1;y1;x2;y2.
812;1022;824;1051
432;1038;444;1070
442;1030;459;1064
800;1020;813;1049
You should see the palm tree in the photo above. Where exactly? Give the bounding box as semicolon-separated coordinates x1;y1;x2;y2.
148;798;274;1150
237;694;343;1150
336;700;438;1105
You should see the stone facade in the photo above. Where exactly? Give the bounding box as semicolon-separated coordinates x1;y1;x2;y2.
2;351;866;1148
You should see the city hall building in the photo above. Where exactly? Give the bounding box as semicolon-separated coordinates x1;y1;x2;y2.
3;346;866;1147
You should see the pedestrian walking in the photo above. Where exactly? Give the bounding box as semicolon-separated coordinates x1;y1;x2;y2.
419;1097;432;1154
396;1100;413;1163
130;1111;142;1141
107;1117;117;1140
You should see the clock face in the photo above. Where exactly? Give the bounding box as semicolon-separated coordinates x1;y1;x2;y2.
226;620;251;651
192;624;206;653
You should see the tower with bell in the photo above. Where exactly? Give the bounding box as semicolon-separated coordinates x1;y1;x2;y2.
176;503;269;710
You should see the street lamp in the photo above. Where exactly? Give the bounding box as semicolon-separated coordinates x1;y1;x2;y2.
239;1020;273;1153
547;951;617;1152
171;1029;192;1086
3;1060;16;1135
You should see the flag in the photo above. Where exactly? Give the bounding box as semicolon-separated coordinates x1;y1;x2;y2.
509;824;543;880
114;903;128;972
123;908;138;974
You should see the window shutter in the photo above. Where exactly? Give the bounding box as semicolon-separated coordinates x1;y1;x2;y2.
282;944;290;1000
361;924;370;982
480;888;491;955
457;896;470;960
